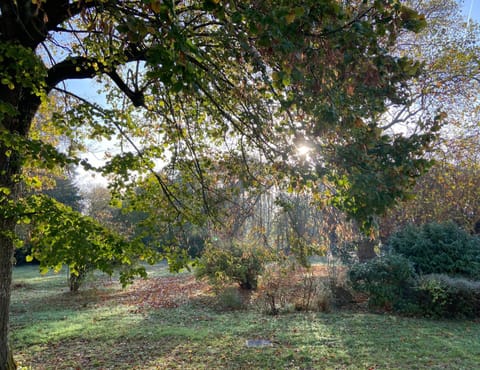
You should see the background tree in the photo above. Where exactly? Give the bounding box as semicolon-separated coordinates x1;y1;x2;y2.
378;0;480;239
44;176;83;212
25;194;155;292
380;136;480;239
81;185;141;236
274;191;326;264
15;174;83;265
0;1;432;367
382;0;480;130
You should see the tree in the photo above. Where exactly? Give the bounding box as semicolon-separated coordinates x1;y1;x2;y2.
380;136;480;239
378;0;480;239
25;194;154;292
15;174;83;265
386;0;480;131
0;1;433;367
44;176;83;211
274;191;326;263
82;185;138;235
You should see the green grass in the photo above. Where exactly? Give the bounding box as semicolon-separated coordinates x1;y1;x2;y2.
10;264;480;369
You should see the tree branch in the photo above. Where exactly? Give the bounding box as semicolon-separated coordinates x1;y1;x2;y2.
52;85;184;214
46;46;148;107
44;0;93;32
106;70;145;108
46;56;100;89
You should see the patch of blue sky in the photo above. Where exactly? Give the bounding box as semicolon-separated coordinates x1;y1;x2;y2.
460;0;480;22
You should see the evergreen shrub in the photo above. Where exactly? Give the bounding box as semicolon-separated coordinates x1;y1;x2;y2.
348;254;416;309
414;274;480;318
388;222;480;279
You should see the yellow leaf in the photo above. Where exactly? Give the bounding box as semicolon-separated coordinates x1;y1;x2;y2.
285;12;296;24
26;255;33;262
150;0;162;13
0;187;11;195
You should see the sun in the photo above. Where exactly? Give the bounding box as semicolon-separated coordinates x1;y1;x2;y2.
297;145;311;156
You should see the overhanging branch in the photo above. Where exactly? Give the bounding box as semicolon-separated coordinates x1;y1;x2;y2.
52;85;184;214
107;70;145;107
46;47;148;107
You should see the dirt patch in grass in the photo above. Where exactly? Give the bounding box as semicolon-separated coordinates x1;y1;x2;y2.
11;282;29;290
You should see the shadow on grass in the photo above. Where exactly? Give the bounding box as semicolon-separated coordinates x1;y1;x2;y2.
15;331;195;369
11;265;480;369
10;280;118;317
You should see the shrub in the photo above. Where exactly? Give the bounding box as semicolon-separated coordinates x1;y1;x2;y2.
294;268;333;312
325;252;349;290
254;260;333;315
195;239;271;290
348;254;416;310
414;274;480;318
330;241;358;266
253;261;296;314
388;222;480;279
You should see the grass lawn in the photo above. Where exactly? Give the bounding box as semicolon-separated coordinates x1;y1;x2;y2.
10;264;480;369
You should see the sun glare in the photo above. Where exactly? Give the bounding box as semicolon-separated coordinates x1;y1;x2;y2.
297;145;311;156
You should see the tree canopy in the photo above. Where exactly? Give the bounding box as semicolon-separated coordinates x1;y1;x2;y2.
378;0;480;238
0;0;434;368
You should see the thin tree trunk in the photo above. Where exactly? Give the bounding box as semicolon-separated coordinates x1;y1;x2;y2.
69;266;89;293
357;238;377;262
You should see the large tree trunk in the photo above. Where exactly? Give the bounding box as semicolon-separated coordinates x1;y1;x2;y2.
0;4;92;369
0;118;22;369
0;149;22;370
0;89;40;370
0;219;17;370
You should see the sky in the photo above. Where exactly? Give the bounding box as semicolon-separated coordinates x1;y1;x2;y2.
462;0;480;22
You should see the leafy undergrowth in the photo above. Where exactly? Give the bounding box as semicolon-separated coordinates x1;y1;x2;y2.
10;264;480;369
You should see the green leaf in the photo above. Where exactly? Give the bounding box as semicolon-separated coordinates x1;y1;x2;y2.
0;187;11;195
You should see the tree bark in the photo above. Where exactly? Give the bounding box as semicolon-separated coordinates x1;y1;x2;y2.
69;266;89;293
0;138;23;370
357;238;378;262
0;2;130;368
0;218;17;370
0;88;40;370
